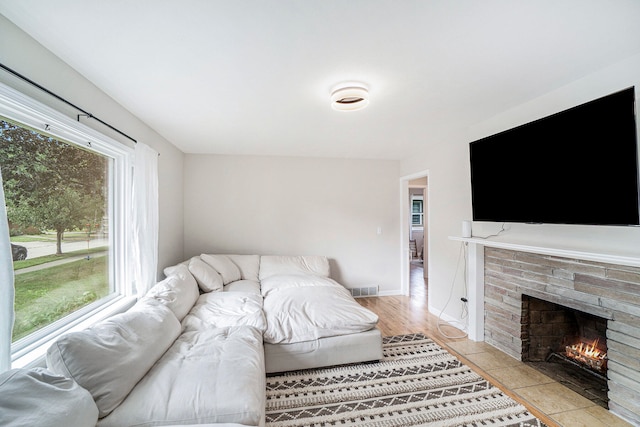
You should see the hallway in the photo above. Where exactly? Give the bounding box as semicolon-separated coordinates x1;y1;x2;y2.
410;259;427;299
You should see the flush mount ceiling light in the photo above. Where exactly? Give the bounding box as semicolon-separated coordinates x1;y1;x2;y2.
331;84;369;111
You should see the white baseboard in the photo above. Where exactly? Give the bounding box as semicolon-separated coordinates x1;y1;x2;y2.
378;289;404;297
428;304;469;333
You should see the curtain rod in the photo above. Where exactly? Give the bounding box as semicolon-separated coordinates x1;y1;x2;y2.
0;62;137;144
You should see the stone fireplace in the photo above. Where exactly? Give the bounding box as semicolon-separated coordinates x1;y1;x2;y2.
482;247;640;424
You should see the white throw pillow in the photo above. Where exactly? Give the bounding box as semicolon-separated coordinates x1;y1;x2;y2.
46;300;181;418
188;257;223;292
145;264;200;320
200;254;241;285
0;368;98;427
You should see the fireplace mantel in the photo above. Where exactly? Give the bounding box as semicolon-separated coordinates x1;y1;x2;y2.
449;235;640;268
448;235;640;342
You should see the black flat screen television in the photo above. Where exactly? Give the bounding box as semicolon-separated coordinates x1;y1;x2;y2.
469;87;640;226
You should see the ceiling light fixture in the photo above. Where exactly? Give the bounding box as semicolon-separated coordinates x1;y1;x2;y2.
331;84;369;111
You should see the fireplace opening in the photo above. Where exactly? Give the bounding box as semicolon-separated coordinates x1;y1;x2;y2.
522;295;608;408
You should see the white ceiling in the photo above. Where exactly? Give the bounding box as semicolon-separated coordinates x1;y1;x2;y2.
2;1;640;160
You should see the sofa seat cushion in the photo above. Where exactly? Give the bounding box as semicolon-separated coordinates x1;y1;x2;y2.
46;300;182;418
264;328;383;373
0;367;98;427
262;283;379;344
182;292;266;333
97;326;266;427
260;273;342;296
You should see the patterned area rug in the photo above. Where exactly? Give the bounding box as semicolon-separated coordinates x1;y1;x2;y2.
265;333;547;427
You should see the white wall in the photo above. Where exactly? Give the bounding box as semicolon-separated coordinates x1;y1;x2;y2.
402;137;471;321
0;15;185;277
401;52;640;327
184;154;401;293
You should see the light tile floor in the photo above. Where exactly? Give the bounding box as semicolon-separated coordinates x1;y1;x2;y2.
445;340;631;426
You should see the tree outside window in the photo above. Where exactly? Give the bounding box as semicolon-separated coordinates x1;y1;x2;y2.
0;119;111;342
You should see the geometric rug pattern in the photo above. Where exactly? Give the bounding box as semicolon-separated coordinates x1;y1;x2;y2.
266;333;547;427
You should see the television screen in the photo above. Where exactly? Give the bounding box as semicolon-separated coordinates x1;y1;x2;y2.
469;87;640;226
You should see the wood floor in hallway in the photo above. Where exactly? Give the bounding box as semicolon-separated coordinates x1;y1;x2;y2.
356;261;632;427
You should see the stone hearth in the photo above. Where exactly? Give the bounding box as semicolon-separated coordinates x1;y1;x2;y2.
482;247;640;424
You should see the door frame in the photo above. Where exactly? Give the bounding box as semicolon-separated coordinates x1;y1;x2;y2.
400;169;429;296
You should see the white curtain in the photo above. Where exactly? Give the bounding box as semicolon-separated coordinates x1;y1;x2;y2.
131;142;159;298
0;167;15;372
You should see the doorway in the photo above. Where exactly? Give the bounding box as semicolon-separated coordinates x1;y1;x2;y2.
400;171;429;297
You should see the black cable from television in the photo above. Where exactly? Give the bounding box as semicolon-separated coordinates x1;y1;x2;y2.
0;62;137;144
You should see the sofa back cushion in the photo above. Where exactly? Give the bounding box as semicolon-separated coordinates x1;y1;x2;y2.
200;254;242;284
0;367;98;427
145;264;199;320
259;255;330;280
188;257;224;292
162;258;191;277
46;300;181;418
226;254;260;281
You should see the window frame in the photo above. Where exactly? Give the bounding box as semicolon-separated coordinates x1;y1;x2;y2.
411;195;424;228
0;82;135;368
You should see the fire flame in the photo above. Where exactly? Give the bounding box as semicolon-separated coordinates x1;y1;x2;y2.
570;338;606;360
565;338;608;373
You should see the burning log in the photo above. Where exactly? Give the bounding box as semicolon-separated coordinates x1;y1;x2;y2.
565;338;607;373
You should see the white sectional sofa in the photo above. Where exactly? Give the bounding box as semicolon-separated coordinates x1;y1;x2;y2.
0;255;382;427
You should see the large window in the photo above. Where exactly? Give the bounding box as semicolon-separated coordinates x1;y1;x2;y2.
0;83;133;363
1;119;112;342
